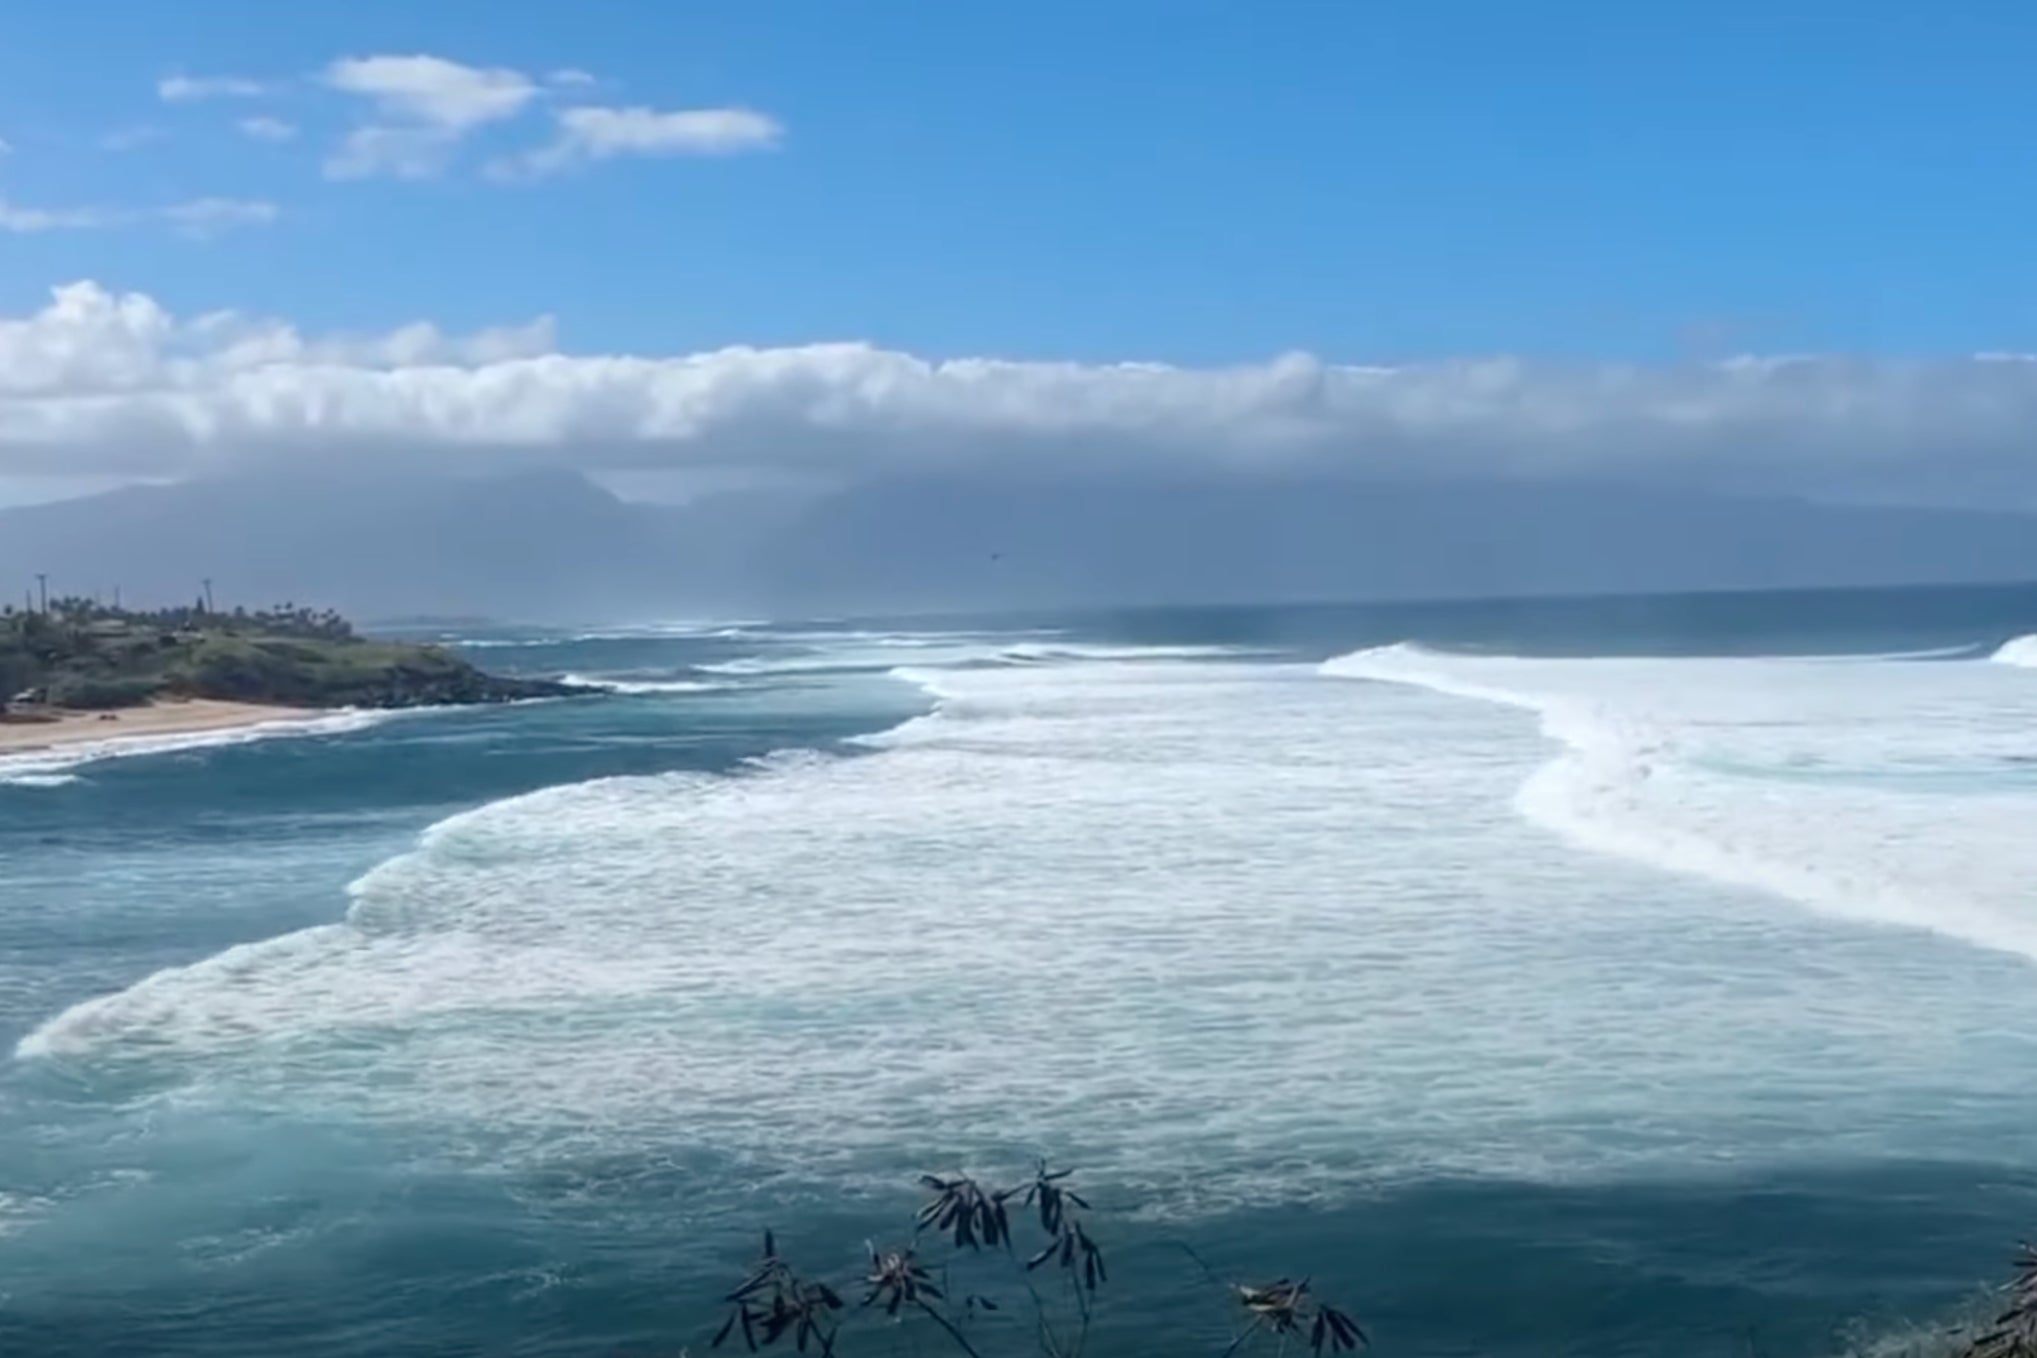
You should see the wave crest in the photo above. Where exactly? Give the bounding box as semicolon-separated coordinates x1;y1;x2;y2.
1991;634;2037;668
1321;643;2037;962
557;673;724;695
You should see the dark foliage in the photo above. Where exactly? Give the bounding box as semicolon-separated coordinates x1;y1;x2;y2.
1220;1277;1367;1357
1965;1245;2037;1358
917;1174;1014;1252
712;1231;845;1356
0;595;571;710
712;1161;1369;1358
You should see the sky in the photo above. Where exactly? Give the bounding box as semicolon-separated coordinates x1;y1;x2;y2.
4;1;2037;510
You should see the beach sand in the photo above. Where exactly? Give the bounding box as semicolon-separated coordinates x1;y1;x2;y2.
0;699;314;755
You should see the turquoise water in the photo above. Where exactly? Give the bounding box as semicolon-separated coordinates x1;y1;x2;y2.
9;587;2037;1355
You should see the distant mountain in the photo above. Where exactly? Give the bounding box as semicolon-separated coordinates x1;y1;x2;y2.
8;466;2037;619
740;475;2037;613
0;468;685;619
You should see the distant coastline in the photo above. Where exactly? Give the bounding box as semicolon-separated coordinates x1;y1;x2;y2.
2;599;578;726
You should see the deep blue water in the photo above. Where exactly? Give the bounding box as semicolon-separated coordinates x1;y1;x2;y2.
9;584;2037;1357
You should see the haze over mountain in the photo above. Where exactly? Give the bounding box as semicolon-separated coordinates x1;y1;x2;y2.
10;466;2037;621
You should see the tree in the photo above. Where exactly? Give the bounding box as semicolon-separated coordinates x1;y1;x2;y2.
0;648;40;712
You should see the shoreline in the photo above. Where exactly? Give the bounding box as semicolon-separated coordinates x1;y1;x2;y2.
0;699;318;756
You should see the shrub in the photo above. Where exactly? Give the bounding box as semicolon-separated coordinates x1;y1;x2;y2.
45;675;161;710
707;1161;1364;1358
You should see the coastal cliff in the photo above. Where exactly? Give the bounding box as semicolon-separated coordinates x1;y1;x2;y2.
1;601;574;713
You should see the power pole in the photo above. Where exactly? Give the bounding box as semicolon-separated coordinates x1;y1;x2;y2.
202;578;215;614
34;573;47;613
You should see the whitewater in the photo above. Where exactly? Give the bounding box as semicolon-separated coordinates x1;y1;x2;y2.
10;605;2037;1356
1324;634;2037;962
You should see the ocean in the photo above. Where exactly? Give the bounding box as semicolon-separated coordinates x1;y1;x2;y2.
7;584;2037;1357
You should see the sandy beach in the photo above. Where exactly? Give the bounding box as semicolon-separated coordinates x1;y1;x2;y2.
0;699;315;755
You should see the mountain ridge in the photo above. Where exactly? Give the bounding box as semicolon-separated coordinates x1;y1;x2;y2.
12;468;2037;619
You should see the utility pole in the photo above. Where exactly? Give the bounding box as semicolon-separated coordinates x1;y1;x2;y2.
201;578;215;614
34;573;47;613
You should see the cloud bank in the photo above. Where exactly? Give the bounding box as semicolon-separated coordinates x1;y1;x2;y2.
3;281;2036;507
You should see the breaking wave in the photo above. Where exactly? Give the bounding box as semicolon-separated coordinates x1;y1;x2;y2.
1322;642;2037;962
24;639;2037;1219
556;673;725;695
1990;633;2037;668
0;709;398;788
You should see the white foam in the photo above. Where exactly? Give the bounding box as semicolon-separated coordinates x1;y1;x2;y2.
1990;633;2037;667
995;641;1249;662
1323;643;2037;961
454;621;775;648
27;649;2037;1209
0;709;396;786
1797;643;1984;663
0;1190;50;1240
701;637;1247;676
556;673;724;695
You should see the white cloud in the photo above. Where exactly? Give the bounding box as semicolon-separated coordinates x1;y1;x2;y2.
314;54;779;183
324;54;539;128
7;281;2037;508
324;124;457;180
99;124;169;152
238;116;298;143
0;199;274;237
158;74;272;102
0;199;110;233
321;54;544;179
159;198;280;238
496;104;783;179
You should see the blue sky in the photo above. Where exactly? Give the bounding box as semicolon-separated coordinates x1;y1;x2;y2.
5;1;2036;364
7;2;2037;516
